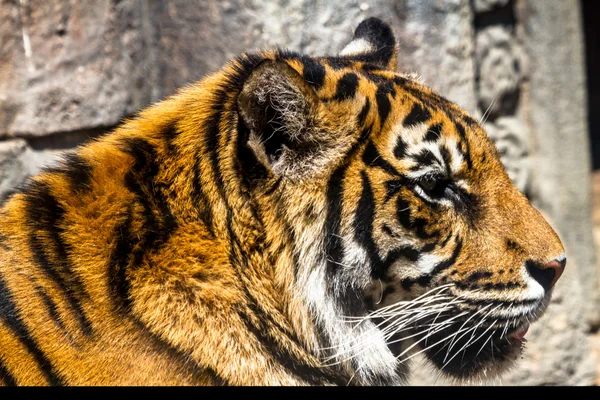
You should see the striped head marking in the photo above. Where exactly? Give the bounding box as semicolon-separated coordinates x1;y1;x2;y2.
237;18;565;383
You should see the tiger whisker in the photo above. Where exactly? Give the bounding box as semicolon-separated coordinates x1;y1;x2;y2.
443;303;497;363
441;311;500;371
321;304;455;364
393;310;471;361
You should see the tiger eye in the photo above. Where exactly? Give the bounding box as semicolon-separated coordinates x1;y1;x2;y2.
419;178;438;192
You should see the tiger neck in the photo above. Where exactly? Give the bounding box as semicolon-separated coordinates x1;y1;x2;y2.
253;179;405;385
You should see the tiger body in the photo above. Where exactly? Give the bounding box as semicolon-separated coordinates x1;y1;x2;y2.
0;19;565;385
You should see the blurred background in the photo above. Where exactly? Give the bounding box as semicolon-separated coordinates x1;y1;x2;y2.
0;0;598;386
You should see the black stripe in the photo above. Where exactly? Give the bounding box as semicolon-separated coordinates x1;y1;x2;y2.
34;285;67;333
455;281;522;292
25;183;92;336
27;234;92;336
411;150;440;169
270;189;302;279
440;232;453;248
459;297;538;308
375;81;394;127
0;358;17;386
121;139;160;265
354;172;420;281
429;238;463;277
0;275;63;385
440;145;452;176
324;57;352;70
424;123;443;142
262;176;282;197
384;178;405;202
227;53;264;93
362;141;399;176
301;57;326;90
354;171;378;279
333;73;359;101
403;103;431;127
465;271;493;282
50;153;94;191
121;138;178;264
393;137;408;159
205;89;230;206
399;80;453;115
162;124;180;153
420;241;437;253
108;207;134;312
127;317;228;385
401;237;463;290
324;165;346;280
454;122;473;169
396;195;412;229
357;98;370;126
462;114;478;127
360;70;387;84
413;217;440;240
191;157;215;238
385;246;420;263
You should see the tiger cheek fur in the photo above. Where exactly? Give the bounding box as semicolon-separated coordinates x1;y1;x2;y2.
358;104;566;379
0;17;565;386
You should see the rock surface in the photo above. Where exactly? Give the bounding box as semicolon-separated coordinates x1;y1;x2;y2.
0;0;596;386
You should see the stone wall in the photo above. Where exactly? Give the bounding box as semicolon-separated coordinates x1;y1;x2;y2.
0;0;597;385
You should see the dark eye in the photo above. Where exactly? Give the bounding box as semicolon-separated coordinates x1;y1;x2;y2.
416;176;458;200
418;177;438;192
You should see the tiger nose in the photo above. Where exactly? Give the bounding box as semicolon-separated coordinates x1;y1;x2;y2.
526;257;566;291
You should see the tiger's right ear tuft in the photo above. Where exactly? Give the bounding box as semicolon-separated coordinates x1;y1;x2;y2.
340;17;398;70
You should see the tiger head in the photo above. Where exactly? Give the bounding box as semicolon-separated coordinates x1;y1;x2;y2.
235;18;565;384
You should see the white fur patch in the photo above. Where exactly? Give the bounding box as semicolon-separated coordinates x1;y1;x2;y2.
340;38;375;56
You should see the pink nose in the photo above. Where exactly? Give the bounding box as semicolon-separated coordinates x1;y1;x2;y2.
544;258;566;288
526;258;566;291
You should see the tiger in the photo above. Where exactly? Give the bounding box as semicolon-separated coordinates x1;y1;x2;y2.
0;17;566;386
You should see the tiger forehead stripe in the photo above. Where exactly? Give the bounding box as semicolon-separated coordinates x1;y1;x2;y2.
333;73;360;101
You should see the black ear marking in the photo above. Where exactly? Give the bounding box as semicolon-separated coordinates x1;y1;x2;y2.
339;17;398;70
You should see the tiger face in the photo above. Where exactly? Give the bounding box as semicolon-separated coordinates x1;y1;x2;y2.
238;18;565;382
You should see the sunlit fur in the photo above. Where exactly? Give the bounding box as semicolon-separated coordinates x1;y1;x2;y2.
0;18;564;386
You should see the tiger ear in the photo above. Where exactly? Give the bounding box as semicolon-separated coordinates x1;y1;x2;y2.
339;17;398;70
238;60;323;177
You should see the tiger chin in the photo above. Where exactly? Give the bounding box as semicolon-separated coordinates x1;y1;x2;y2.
0;18;565;386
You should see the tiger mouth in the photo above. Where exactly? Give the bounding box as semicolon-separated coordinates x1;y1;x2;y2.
412;321;527;379
388;313;535;380
367;283;551;380
376;293;547;380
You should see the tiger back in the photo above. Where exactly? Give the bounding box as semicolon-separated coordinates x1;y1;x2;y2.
0;18;565;385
